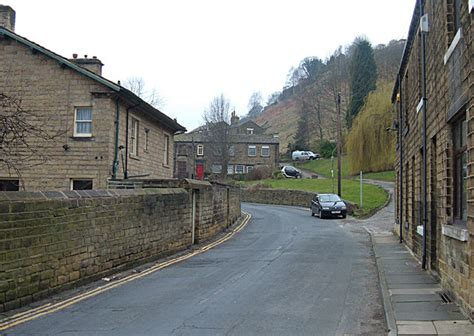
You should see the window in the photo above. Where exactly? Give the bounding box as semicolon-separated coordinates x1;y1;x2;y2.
211;164;222;174
261;145;270;157
74;107;92;137
71;179;93;190
229;145;235;157
447;0;462;45
0;180;19;191
164;134;170;166
235;165;244;174
453;115;467;224
197;144;204;156
130;118;139;156
144;129;150;152
248;145;256;157
246;166;254;173
246;128;254;135
227;165;234;174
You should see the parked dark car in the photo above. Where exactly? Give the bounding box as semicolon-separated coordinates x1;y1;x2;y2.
310;193;347;219
281;166;302;178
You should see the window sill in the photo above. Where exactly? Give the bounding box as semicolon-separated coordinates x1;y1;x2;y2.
442;224;468;242
129;154;140;161
71;136;95;141
444;28;462;65
162;164;170;168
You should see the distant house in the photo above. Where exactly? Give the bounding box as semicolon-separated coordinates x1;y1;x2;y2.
174;112;279;179
392;1;473;318
0;6;185;191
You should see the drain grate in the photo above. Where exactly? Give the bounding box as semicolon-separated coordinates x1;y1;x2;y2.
439;291;453;303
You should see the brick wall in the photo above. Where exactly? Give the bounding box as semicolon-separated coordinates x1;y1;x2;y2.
0;183;241;312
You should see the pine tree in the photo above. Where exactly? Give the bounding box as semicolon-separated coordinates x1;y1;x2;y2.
347;37;377;127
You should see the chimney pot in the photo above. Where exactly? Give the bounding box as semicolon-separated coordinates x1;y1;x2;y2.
73;53;78;59
0;5;16;31
93;56;97;59
84;55;88;58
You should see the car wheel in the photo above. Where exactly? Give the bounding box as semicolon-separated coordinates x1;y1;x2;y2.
311;212;315;217
320;211;325;219
342;214;346;219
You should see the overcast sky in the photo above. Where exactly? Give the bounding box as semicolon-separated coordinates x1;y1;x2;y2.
4;0;415;131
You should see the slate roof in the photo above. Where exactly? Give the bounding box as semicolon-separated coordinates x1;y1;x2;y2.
174;132;279;144
0;26;186;133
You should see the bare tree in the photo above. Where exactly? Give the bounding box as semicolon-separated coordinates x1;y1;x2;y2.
0;93;61;185
202;94;232;179
124;77;165;109
247;91;263;118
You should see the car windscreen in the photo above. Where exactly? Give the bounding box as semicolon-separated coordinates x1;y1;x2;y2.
285;167;296;173
319;194;341;202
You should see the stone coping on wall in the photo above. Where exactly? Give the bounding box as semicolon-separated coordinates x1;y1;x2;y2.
107;178;240;191
0;187;186;203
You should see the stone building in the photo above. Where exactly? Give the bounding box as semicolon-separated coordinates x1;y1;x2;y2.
392;0;473;318
174;113;279;179
0;6;185;191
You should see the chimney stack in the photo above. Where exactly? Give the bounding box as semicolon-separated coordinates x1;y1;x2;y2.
69;55;104;76
230;111;240;125
0;5;15;31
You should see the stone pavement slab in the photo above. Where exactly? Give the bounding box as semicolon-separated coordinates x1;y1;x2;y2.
371;232;474;335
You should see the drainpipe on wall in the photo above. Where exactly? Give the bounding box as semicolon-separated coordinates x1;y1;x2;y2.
419;0;428;270
398;75;404;244
112;99;120;180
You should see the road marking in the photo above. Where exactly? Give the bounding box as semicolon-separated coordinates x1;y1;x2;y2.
0;212;252;331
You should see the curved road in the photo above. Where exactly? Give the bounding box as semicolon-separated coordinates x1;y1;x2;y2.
6;203;386;336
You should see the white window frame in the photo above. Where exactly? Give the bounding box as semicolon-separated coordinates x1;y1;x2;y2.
261;145;270;157
70;179;93;190
197;144;204;156
164;134;170;166
248;145;257;157
130;118;139;156
211;164;222;174
235;165;244;174
227;165;234;174
74;107;92;137
246;128;254;135
246;166;254;173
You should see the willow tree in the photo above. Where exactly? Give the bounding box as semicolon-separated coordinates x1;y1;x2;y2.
346;82;395;174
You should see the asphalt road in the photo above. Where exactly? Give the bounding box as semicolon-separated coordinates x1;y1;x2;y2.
5;203;386;336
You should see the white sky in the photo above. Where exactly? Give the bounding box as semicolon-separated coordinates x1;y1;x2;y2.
4;0;415;131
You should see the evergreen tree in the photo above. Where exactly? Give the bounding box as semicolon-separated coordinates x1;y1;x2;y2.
347;37;377;127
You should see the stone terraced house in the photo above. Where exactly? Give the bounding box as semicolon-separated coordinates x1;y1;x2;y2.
0;6;185;191
392;0;473;318
174;113;279;179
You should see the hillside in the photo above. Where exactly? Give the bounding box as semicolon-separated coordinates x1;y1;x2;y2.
257;40;405;154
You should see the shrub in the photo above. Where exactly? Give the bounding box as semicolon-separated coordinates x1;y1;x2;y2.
246;165;273;181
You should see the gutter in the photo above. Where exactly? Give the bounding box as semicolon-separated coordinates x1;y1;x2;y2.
112;98;120;179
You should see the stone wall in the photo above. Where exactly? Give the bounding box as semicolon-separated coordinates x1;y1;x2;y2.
393;0;473;318
241;188;313;208
0;182;241;312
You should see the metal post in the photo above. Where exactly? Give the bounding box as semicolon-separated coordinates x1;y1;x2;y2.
360;171;363;208
336;92;342;197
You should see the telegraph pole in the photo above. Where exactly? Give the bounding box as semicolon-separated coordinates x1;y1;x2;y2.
337;92;342;197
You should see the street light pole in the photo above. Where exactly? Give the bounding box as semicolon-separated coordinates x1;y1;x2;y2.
336;92;342;197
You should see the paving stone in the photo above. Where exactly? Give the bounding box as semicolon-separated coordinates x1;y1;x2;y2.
433;320;474;335
386;274;438;285
390;288;442;295
391;294;443;303
397;321;437;335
